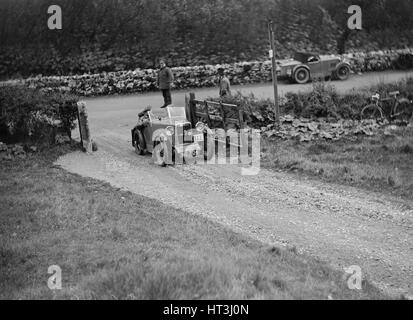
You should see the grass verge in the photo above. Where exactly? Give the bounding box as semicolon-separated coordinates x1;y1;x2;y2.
0;143;387;300
261;126;413;201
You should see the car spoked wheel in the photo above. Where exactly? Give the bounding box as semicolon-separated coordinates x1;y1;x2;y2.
294;68;310;84
152;140;171;167
336;65;350;81
183;144;200;165
134;131;145;155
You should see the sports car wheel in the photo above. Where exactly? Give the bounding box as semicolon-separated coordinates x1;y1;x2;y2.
134;130;145;155
335;65;350;81
152;141;171;166
294;68;310;84
183;144;199;165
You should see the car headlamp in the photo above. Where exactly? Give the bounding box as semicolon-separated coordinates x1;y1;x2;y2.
165;126;174;136
195;122;206;132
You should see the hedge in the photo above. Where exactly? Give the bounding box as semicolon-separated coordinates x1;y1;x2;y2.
10;48;413;97
0;86;79;144
217;77;413;128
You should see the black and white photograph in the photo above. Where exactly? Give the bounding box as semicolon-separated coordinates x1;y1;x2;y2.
0;0;412;305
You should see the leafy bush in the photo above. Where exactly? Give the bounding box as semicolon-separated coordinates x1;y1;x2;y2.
369;77;413;100
0;86;79;144
282;78;413;120
282;82;366;120
344;49;411;73
394;53;413;70
211;77;413;126
210;92;275;126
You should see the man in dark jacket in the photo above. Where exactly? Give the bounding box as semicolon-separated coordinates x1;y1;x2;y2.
157;59;174;108
217;67;231;98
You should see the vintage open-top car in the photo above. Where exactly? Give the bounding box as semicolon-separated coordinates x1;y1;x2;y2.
131;105;214;166
276;52;351;84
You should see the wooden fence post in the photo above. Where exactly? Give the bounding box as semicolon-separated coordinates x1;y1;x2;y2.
203;101;212;127
77;101;95;153
188;93;197;126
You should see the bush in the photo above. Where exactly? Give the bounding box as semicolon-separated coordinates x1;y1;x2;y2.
0;86;79;144
394;53;413;70
209;92;275;126
209;77;413;127
283;82;338;118
369;77;413;100
282;82;367;120
282;77;413;120
344;49;413;73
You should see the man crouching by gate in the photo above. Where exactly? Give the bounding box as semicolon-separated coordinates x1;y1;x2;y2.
132;106;152;154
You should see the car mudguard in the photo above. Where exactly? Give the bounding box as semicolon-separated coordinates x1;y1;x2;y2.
152;128;170;144
335;61;351;71
292;64;310;76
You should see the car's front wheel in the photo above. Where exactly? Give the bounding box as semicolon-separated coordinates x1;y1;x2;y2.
294;68;310;84
335;65;350;81
152;140;171;166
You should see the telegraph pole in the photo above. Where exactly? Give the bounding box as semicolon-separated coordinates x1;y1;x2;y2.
268;21;280;127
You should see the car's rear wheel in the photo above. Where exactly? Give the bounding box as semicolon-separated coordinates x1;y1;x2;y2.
134;130;145;155
294;68;310;84
335;65;350;81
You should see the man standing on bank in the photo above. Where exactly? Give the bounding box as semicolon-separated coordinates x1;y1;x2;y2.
217;67;231;98
157;59;174;109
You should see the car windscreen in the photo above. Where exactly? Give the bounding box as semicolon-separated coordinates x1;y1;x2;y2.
293;52;318;63
293;52;308;63
167;106;187;121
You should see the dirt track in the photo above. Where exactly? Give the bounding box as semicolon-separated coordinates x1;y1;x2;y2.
56;71;413;297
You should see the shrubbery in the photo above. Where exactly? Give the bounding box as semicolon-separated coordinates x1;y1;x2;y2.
218;77;413;127
0;86;79;144
282;82;364;119
282;77;413;120
2;0;413;79
15;49;413;97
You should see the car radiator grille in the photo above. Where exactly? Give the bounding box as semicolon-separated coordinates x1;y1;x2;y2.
175;123;192;144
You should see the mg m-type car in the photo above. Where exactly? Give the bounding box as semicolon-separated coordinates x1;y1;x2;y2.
276;51;351;84
131;105;214;166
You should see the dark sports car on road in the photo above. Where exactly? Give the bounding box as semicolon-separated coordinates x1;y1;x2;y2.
131;105;212;166
276;52;351;84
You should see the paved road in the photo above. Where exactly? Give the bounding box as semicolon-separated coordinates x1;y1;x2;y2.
59;70;413;297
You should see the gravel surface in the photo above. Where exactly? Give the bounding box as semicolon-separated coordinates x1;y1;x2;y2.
56;130;413;297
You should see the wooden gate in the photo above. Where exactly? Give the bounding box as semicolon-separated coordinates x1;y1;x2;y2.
185;93;246;130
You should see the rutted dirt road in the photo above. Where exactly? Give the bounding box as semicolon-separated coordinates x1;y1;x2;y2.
57;71;413;297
